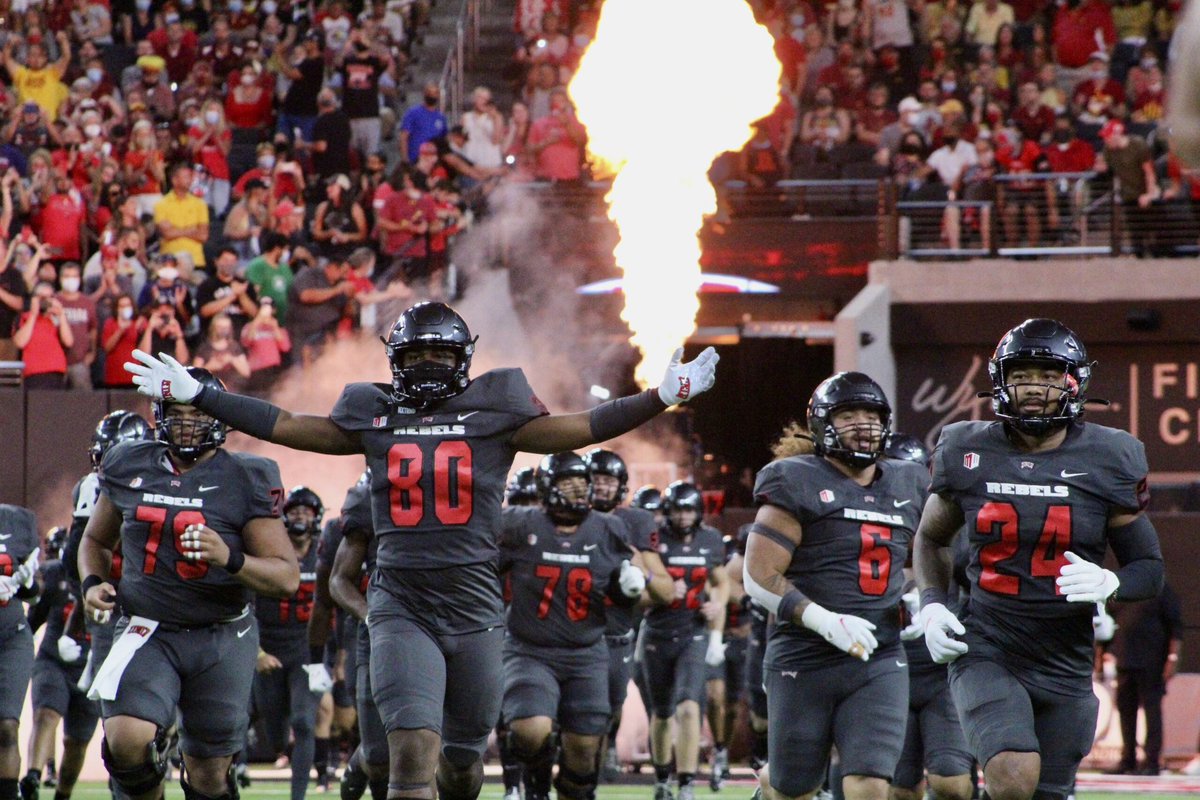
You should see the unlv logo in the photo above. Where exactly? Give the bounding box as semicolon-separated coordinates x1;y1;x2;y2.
128;625;152;637
161;380;175;401
676;377;691;401
963;453;980;470
819;490;835;503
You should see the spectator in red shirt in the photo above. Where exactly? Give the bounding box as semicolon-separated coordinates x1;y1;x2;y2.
1128;63;1165;127
996;127;1048;246
37;170;86;266
186;100;233;217
56;261;97;389
197;16;245;86
1042;115;1096;237
13;281;74;389
527;88;586;182
100;293;143;387
148;11;199;85
226;63;275;136
377;168;436;280
1071;51;1125;127
1053;0;1114;75
1011;80;1057;146
855;83;898;148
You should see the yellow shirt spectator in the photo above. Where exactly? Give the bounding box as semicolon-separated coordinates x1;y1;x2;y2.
13;67;67;121
154;191;210;268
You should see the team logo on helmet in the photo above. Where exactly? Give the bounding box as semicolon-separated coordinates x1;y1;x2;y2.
964;453;980;470
819;490;835;503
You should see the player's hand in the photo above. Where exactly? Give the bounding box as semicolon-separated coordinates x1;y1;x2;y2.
1092;604;1117;643
179;524;232;568
657;346;719;406
920;602;968;664
14;547;39;588
801;602;877;661
303;663;334;693
0;576;18;604
705;629;726;666
617;560;646;598
257;651;283;673
1057;551;1120;603
84;581;116;624
125;349;201;403
900;588;923;641
57;634;83;663
700;599;723;622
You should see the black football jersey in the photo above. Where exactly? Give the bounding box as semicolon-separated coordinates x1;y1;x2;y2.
754;455;928;668
329;368;547;572
257;543;319;662
65;472;124;590
605;506;658;635
32;560;89;664
99;440;284;627
0;505;41;635
643;524;726;639
499;507;632;648
931;420;1151;682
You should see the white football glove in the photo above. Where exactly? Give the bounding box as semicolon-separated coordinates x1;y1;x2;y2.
125;350;201;403
801;602;877;661
618;560;646;599
303;663;334;694
899;588;924;641
0;575;19;603
920;602;968;664
57;634;83;663
1057;551;1120;603
14;548;39;589
658;347;719;406
1092;604;1118;643
705;629;726;667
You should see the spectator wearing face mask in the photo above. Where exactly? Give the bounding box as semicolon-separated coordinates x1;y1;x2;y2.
244;231;294;321
224;179;271;259
278;31;326;144
400;82;448;164
13;281;74;389
196;247;259;341
187;100;234;218
193;312;251;391
100;292;143;387
339;28;394;162
240;296;291;393
305;90;353;181
55;261;97;389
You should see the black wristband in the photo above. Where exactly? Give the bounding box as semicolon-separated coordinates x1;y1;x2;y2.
81;574;103;597
588;388;667;442
224;549;246;575
777;588;806;625
192;383;282;441
310;646;325;664
919;588;948;609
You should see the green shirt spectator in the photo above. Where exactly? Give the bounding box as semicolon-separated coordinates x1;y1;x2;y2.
243;231;294;321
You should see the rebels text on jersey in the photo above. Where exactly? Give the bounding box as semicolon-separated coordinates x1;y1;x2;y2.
0;505;40;635
643;524;726;639
499;507;633;649
931;420;1152;682
99;440;284;627
605;506;658;636
329;368;547;571
754;456;927;668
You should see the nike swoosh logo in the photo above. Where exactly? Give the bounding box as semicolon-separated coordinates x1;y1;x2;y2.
699;548;710;554
893;500;912;508
622;656;631;664
896;660;907;667
1060;470;1088;478
199;485;219;492
237;626;252;638
0;534;10;541
583;544;597;551
457;411;479;421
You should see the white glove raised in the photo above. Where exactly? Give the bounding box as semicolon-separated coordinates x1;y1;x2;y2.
618;560;646;599
658;347;719;406
14;547;39;589
302;663;334;694
125;350;201;403
0;575;19;604
1056;551;1120;603
919;602;968;664
705;629;726;667
57;634;83;663
1092;604;1118;643
801;602;877;661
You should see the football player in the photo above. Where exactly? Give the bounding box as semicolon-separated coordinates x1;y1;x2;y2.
125;300;718;800
706;531;749;792
505;469;539;507
641;481;729;800
327;472;389;800
0;506;42;800
23;538;99;800
743;373;927;800
498;453;647;800
583;449;672;783
884;433;972;800
79;367;301;800
914;319;1164;800
630;487;664;528
253;487;325;800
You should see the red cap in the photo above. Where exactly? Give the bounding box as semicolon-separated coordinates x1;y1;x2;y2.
1099;119;1125;140
101;244;119;260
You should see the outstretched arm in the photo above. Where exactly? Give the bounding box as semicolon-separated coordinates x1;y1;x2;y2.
510;346;719;453
913;492;965;600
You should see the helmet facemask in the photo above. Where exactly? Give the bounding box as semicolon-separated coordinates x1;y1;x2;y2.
813;403;891;467
542;474;592;526
989;356;1087;437
155;403;227;463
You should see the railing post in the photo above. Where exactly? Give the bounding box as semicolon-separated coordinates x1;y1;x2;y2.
1110;180;1122;256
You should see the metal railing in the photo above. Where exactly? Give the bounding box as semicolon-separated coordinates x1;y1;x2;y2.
438;0;491;123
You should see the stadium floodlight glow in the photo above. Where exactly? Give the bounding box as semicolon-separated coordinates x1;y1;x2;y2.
589;385;612;401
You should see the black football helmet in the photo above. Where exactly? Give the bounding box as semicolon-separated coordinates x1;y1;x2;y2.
630;485;662;512
46;526;66;560
283;486;325;538
90;410;153;468
662;481;704;536
807;372;892;467
883;433;931;465
988;318;1092;436
154;368;227;462
536;452;592;525
382;301;477;409
504;467;539;507
583;448;629;512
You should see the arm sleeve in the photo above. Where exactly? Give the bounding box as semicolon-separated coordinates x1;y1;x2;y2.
1108;514;1164;602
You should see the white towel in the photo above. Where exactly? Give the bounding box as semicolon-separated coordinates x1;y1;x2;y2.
87;617;160;701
